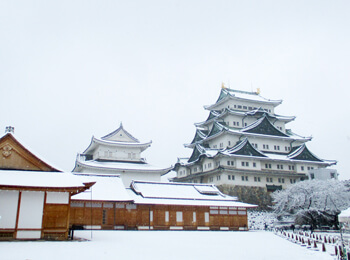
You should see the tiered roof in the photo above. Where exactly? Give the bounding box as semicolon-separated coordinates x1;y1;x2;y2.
195;107;295;127
82;123;152;156
180;138;336;167
176;87;336;169
73;123;172;176
187;117;311;148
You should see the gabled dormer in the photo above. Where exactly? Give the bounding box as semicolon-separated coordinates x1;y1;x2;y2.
188;144;218;163
242;115;289;137
102;122;140;143
288;144;323;162
223;138;267;158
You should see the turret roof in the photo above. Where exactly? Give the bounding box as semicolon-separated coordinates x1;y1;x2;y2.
81;124;152;155
205;88;282;110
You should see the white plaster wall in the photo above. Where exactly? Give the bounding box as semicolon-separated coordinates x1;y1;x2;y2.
16;231;41;239
216;99;275;114
121;172;161;187
17;191;44;229
0;190;19;229
46;192;69;204
208;134;239;149
93;144;142;161
202;158;215;172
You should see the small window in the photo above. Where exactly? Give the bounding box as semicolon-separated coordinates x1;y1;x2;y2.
165;211;169;222
253;162;256;167
176;211;183;222
231;175;235;180
150;211;153;222
228;175;231;180
245;176;248;181
241;176;245;181
205;212;209;223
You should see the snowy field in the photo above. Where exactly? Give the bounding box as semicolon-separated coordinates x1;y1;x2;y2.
1;230;334;260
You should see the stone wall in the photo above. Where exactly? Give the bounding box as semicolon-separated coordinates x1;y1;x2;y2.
217;184;273;210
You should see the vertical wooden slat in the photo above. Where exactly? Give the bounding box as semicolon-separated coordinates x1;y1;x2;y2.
14;191;22;239
41;191;47;239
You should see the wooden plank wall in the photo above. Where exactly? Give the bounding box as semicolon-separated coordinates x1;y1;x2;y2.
70;200;248;231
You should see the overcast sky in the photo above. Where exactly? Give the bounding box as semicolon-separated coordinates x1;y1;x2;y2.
1;1;349;179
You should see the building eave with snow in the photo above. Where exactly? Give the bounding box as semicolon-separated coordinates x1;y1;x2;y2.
0;170;94;240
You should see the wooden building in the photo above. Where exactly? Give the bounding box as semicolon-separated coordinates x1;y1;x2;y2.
70;176;255;231
0;170;94;240
0;127;95;240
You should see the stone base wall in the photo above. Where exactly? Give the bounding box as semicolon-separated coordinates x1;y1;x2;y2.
217;185;273;210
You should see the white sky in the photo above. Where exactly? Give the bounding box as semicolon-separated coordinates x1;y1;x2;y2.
1;1;349;179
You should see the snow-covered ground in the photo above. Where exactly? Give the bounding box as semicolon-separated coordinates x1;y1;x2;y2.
1;230;334;260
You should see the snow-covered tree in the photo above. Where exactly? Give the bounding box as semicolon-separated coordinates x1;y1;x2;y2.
272;179;350;228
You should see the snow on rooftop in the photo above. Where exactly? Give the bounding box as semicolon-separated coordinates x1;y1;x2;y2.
72;175;132;201
129;181;256;207
0;170;89;188
77;159;171;172
226;89;282;104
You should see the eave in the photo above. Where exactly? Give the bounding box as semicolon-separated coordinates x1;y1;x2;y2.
204;92;282;111
83;136;152;155
74;160;172;175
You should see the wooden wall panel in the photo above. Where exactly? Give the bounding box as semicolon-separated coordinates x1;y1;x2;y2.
43;204;69;229
69;201;249;231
